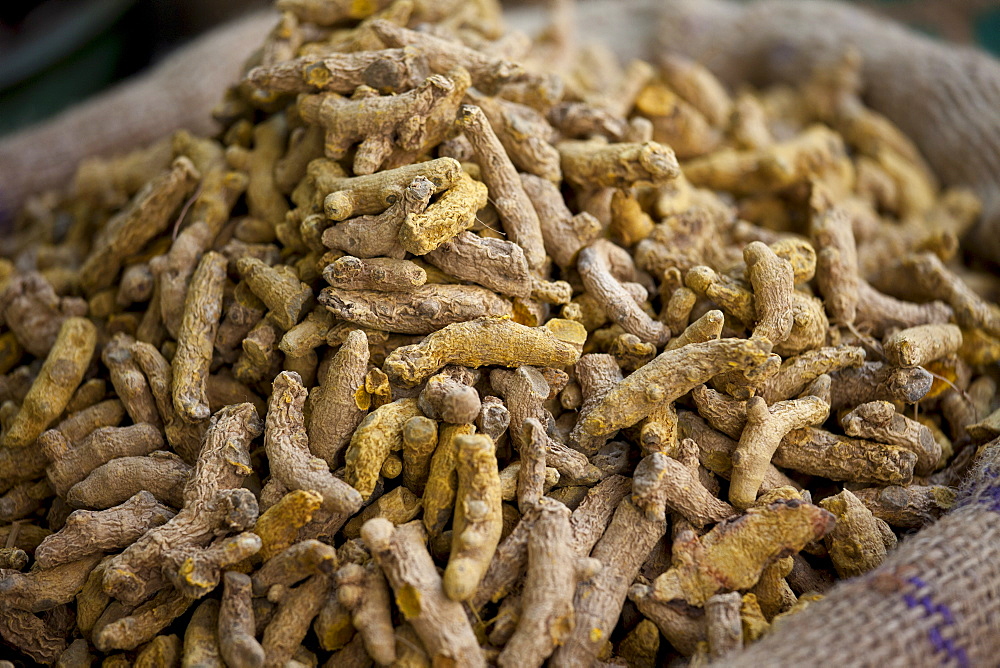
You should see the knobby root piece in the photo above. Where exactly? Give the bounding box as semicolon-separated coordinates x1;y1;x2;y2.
559;140;680;189
79;158;200;294
758;346;865;404
183;599;223;666
342;485;422;539
308;329;368;468
654;438;735;526
400;172;488;256
578;240;670;345
550;454;670;668
238;257;312;331
498;500;601;668
829;362;933;410
336;562;396;665
444;433;502;601
44;423;165;497
320;159;459;222
261;574;331;668
883;323;963;368
818;489;896;578
575;338;770;440
852;484;956;529
34;492;174;568
401;415;438;495
418;369;481;425
902;251;1000;337
323;256;426;292
570;353;624;455
744;241;794;345
361;520;485;668
219;571;265;668
664;308;725;351
649;499;835;607
2;317;96;448
266;371;363;514
841;401;941;475
246;48;429;94
103;403;262;605
520;173;601;269
172;251;227;423
383;317;585;386
517;418;549;512
730;395;830;509
457;104;547;271
94;588;194;652
320;284;512;334
344;397;422;500
0;553;102;612
706;592;743;660
422;423;476;536
101;333;160;428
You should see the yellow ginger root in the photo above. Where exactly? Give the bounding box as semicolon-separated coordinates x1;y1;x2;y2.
0;553;102;612
342;485;422;539
749;556;797;620
665;308;725;352
299;69;468;175
102;333;160;428
251;539;338;597
842;401;941;475
516;419;551;511
819;489;896;578
443;433;503;601
219;571;265;668
653;438;735;527
308;329;368;468
744;241;794;346
320;283;511;335
279;308;335;358
0;272;86;358
491;367;591;479
246;48;430;95
706;591;744;660
457;104;547;271
425;231;570;303
370;19;521;92
575;337;771;440
829;361;933;410
182;599;223;666
730;394;830;509
468;89;561;181
320;157;461;221
2;317;96;449
569;353;625;454
773;427;917;486
362;519;485;667
400;171;488;256
237;257;312;331
901;251;1000;337
266;371;363;514
383;316;585;386
43;424;165;498
93;588;194;653
852;484;956;529
323;256;426;292
558;140;680;189
811;197;860;325
549;454;671;668
520;173;602;269
323;176;434;259
758;345;866;403
883;323;963;369
79;158;200;294
418;367;481;424
343;397;423;500
336;562;396;665
578;240;670;345
34;492;174;568
261;573;331;668
422;423;476;536
225;114;289;227
402;415;438;494
664;286;698;337
497;500;601;668
171;251;226;423
648;498;835;607
103;403;262;605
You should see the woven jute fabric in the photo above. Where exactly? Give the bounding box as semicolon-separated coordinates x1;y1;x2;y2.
656;0;1000;266
725;437;1000;667
0;10;276;223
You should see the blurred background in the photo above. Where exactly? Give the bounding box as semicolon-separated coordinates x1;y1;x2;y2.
1;0;999;138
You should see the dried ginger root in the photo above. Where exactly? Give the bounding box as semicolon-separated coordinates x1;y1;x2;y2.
1;1;999;664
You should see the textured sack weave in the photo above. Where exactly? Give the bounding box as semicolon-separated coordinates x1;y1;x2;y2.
656;0;1000;266
726;437;1000;667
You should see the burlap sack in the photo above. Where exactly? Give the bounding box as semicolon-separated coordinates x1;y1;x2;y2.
726;436;1000;667
656;0;1000;265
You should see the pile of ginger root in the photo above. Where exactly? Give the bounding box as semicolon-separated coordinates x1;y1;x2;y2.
1;0;1000;665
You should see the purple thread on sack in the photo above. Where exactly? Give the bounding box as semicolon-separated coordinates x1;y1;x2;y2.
902;576;970;668
956;465;1000;512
